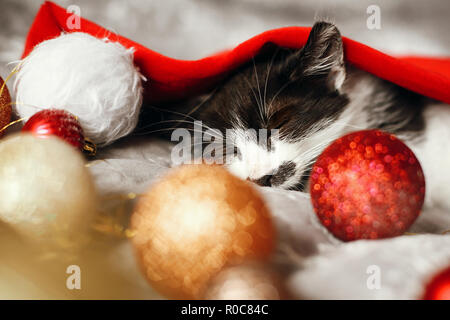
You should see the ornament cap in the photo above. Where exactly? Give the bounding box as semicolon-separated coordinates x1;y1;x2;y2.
83;138;97;156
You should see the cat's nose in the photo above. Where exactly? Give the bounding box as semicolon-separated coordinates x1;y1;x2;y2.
248;174;272;187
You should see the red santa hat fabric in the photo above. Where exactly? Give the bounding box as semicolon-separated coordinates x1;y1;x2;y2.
23;1;450;104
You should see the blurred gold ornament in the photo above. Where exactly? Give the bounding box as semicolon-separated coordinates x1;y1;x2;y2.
131;164;275;299
204;262;285;300
0;133;98;248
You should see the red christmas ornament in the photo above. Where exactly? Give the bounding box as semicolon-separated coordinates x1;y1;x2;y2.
310;130;425;241
22;109;89;151
423;266;450;300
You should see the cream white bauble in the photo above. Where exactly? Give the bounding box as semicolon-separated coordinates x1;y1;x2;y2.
0;134;98;244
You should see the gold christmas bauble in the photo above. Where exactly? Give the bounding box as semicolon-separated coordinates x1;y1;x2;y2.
131;164;275;299
0;134;98;246
0;76;12;136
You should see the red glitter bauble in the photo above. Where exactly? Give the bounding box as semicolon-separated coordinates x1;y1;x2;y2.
310;130;425;241
22;109;85;150
423;267;450;300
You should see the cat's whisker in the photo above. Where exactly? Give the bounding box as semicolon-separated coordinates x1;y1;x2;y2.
290;137;339;163
232;92;254;131
139;119;224;141
138;118;194;130
185;88;218;119
252;58;266;123
296;126;365;162
243;75;265;124
268;80;291;113
331;121;367;130
146;105;199;123
144;106;223;137
132;127;184;136
140;119;222;136
263;48;279;118
134;127;219;138
146;91;217;127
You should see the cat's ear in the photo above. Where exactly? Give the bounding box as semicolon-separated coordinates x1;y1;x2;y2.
284;22;345;91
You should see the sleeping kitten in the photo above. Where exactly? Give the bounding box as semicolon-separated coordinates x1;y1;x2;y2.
145;21;450;210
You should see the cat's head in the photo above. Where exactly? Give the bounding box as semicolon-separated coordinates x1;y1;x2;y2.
197;22;351;190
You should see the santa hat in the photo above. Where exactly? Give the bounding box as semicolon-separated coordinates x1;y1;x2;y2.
22;1;450;105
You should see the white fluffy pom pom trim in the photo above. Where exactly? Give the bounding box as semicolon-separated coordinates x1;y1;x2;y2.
14;32;145;146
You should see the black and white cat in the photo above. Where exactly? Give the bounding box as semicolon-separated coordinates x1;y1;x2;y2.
146;21;450;210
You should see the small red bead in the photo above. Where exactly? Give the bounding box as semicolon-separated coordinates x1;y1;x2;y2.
310;130;425;241
22;109;85;150
423;267;450;300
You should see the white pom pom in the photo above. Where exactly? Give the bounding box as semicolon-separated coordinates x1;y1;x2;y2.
14;32;144;146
